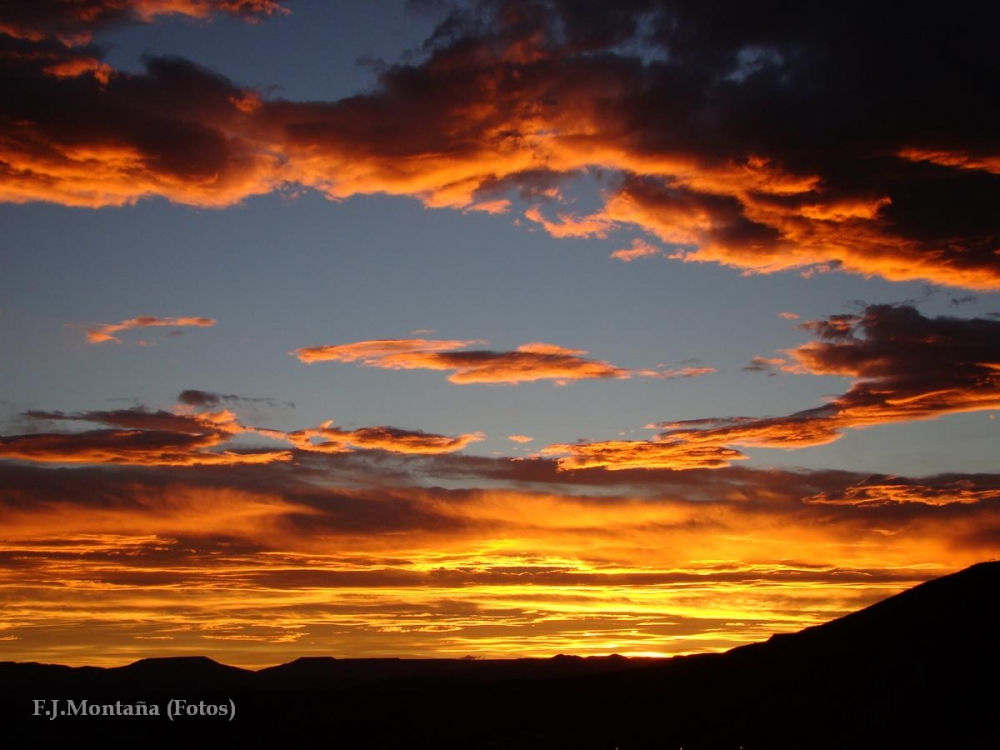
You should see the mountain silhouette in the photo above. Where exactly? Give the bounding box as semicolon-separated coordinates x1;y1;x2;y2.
2;561;997;749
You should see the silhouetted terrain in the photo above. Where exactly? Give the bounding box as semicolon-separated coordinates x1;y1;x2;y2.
3;561;998;749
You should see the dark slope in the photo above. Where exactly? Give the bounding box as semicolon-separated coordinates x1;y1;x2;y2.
2;562;997;749
558;560;1000;749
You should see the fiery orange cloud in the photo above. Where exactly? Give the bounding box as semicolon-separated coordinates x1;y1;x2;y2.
541;438;747;471
546;305;1000;470
0;404;486;467
508;435;534;443
292;338;633;385
1;3;998;289
610;238;662;262
293;338;486;366
77;315;217;344
42;56;114;84
0;0;286;41
804;480;1000;507
2;457;997;666
271;422;485;455
131;1;287;21
898;148;1000;175
0;408;289;466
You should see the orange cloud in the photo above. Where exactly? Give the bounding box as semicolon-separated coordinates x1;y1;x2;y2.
77;315;217;344
2;457;997;666
293;338;486;366
610;238;662;262
508;435;534;443
546;305;1000;470
898;148;1000;175
805;480;1000;507
2;3;998;289
273;422;485;455
0;0;286;41
42;56;114;84
0;408;290;466
541;438;747;471
293;338;634;385
0;403;487;467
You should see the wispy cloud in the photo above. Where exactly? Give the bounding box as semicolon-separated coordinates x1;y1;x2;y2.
742;356;786;375
610;238;663;262
75;315;216;344
292;339;637;385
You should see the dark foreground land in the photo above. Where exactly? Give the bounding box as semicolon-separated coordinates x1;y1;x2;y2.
2;561;998;749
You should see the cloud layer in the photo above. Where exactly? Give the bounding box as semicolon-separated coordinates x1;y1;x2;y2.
2;0;998;669
545;305;1000;470
76;315;216;344
294;338;640;384
2;450;998;666
0;403;485;465
2;1;998;288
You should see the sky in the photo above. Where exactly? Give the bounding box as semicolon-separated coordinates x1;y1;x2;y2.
1;0;998;668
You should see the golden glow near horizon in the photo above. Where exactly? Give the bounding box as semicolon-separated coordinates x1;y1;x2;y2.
0;474;988;668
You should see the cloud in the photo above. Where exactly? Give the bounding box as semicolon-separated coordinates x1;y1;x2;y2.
268;421;486;455
638;366;716;379
0;401;486;467
1;454;998;665
804;478;1000;508
949;295;978;307
1;2;998;288
0;0;286;41
545;305;1000;470
292;338;635;384
75;315;216;344
610;237;662;262
742;356;785;375
508;434;534;443
1;407;289;466
293;338;486;365
541;438;746;471
177;389;292;410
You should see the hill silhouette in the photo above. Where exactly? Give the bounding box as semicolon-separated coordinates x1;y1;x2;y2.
2;561;997;749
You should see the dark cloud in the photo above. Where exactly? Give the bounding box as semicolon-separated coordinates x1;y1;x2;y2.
0;0;286;41
4;408;288;466
1;0;997;287
546;305;1000;470
742;356;784;375
948;294;978;307
2;404;485;466
178;389;293;410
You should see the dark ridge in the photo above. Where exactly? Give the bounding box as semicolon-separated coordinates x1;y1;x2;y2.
2;561;997;749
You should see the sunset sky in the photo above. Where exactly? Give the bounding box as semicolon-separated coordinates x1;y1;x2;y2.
1;0;998;668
